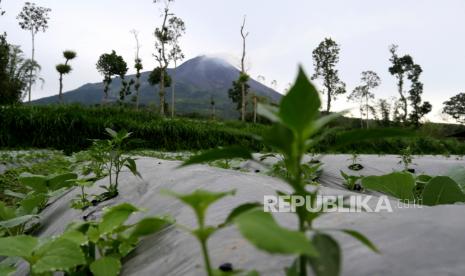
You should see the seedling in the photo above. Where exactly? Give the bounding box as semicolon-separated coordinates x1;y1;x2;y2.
162;189;260;276
347;152;364;171
0;235;85;275
182;68;393;276
0;203;170;275
91;128;141;201
69;178;94;210
340;171;363;191
398;146;414;173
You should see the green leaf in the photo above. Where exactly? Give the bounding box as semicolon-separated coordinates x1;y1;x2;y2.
445;166;465;190
279;67;321;138
32;238;86;274
310;111;347;136
99;203;140;234
0;264;15;276
47;173;77;191
416;174;432;184
61;230;88;245
222;202;262;226
0;265;16;276
125;158;141;178
90;257;122;276
285;259;299;276
0;215;38;229
118;242;134;257
341;229;379;253
162;189;235;224
19;193;47;214
192;226;218;241
261;124;295;158
0;235;37;258
18;173;47;193
421;176;465;206
335;128;414;148
234;209;318;257
0;202;16;221
105;128;118;138
3;190;26;199
128;217;171;240
182;147;252;167
361;172;416;201
257;103;280;122
308;233;341;276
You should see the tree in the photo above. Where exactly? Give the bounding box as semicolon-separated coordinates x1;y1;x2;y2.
17;2;51;103
348;71;381;128
376;98;391;126
311;38;346;112
407;64;431;126
0;40;40;105
96;50;128;102
167;17;185;118
388;44;414;122
228;72;250;116
239;16;249;121
148;67;171;114
55;50;76;104
153;0;184;116
389;45;431;126
443;93;465;124
131;30;143;110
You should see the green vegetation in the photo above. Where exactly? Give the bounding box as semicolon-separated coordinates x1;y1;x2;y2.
1;104;465;155
361;168;465;206
182;68;385;275
0;203;171;275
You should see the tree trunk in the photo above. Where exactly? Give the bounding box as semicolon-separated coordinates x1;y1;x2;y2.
135;73;140;110
398;76;408;122
59;74;63;104
29;31;35;103
326;88;331;113
240;16;248;122
241;82;246;121
365;93;369;128
171;61;176;118
360;98;364;128
160;69;165;116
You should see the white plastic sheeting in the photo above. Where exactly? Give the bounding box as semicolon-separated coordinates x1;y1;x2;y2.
16;155;465;275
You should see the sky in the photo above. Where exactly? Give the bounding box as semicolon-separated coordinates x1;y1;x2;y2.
1;0;464;122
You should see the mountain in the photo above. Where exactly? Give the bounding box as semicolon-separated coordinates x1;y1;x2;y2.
33;56;282;118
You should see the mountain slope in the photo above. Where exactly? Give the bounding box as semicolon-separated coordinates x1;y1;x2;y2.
33;56;282;118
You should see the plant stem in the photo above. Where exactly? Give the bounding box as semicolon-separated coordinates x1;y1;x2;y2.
200;238;213;276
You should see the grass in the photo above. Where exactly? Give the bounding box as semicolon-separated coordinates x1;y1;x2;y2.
1;104;464;154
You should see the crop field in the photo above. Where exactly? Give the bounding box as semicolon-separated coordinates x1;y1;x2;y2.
1;70;465;276
2;1;465;275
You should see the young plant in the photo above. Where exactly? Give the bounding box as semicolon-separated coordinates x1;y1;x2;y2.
95;128;141;201
163;189;259;276
0;201;39;236
398;146;414;172
17;172;77;210
347;152;363;171
69;178;94;210
182;68;402;275
0;235;86;274
340;171;363;191
63;203;171;275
